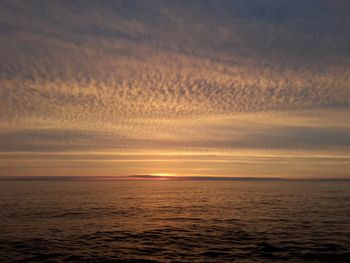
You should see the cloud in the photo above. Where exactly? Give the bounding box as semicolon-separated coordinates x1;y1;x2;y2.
1;110;349;154
0;1;349;177
1;1;349;120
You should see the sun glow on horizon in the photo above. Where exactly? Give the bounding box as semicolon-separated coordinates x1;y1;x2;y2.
150;173;177;177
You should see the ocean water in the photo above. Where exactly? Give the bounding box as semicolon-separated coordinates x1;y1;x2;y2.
0;180;349;263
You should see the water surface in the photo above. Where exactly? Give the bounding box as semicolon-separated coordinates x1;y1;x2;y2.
0;181;349;262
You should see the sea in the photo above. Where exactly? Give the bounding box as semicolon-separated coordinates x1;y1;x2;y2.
0;180;349;262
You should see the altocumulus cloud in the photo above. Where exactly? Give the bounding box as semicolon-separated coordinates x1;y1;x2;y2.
0;0;349;177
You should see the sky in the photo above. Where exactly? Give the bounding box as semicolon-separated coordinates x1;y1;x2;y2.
0;0;349;178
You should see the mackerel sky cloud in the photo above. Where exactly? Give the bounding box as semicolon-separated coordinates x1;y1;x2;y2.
0;0;349;178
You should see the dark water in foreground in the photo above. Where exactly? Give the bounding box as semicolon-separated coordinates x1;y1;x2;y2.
0;181;349;263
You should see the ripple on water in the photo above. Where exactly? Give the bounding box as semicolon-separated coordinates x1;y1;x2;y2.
0;181;349;262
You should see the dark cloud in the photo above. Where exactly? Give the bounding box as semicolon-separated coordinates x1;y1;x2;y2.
1;0;349;60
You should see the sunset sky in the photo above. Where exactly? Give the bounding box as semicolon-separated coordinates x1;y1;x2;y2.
0;0;349;178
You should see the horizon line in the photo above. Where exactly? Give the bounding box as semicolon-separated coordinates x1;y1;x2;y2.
0;175;349;182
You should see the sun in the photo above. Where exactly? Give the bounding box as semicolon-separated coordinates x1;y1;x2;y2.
151;173;176;177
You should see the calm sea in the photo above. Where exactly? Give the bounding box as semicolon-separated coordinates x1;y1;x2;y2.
0;180;349;262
